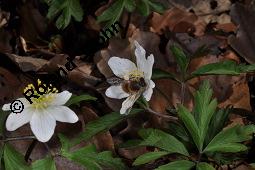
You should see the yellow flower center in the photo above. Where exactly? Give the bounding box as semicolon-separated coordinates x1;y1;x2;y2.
127;69;144;80
23;79;59;110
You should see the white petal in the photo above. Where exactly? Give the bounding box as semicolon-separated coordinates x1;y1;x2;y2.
30;110;56;142
120;93;140;114
143;80;155;101
2;98;31;111
50;91;72;106
145;54;154;79
134;41;154;79
6;108;34;131
50;106;78;123
105;85;129;99
108;57;137;78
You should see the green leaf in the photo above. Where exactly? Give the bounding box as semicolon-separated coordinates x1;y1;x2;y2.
47;0;83;29
205;107;230;145
62;145;126;170
118;139;142;148
137;0;150;16
193;81;217;151
32;157;56;170
65;94;97;106
192;60;242;76
168;122;190;142
4;144;31;170
155;160;195;170
133;151;169;166
97;0;126;27
152;68;177;81
196;162;215;170
177;104;201;152
138;128;189;156
124;0;136;12
70;109;142;147
170;45;189;74
204;125;255;153
147;0;165;14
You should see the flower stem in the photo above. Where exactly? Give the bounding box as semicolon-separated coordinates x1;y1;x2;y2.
25;139;38;162
0;135;36;142
145;107;178;122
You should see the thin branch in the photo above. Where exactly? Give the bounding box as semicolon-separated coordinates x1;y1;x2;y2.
0;135;36;142
25;139;38;162
145;107;178;122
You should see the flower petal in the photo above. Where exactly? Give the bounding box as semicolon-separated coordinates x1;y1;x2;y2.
134;41;154;79
120;93;140;114
2;98;31;111
143;80;155;101
30;110;56;142
6;108;34;131
50;91;72;106
108;57;137;78
50;106;78;123
105;85;129;99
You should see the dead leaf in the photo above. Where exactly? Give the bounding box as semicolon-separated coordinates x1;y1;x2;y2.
228;3;255;64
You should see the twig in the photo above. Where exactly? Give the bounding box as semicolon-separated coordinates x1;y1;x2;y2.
145;107;178;122
181;82;186;104
25;139;38;162
122;12;131;39
0;135;36;142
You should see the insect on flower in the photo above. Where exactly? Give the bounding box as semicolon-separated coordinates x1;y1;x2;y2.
2;79;78;142
105;40;155;114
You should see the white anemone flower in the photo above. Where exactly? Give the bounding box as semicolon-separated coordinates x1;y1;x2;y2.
105;41;155;114
2;80;78;142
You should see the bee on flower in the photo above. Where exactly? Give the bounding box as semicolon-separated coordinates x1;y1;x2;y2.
2;79;78;142
106;40;155;114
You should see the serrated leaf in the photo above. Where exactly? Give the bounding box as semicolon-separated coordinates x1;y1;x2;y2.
47;0;83;29
137;0;150;16
32;157;56;170
204;125;255;153
193;81;217;151
62;145;126;170
65;94;97;106
70;109;142;147
4;144;31;170
196;162;215;170
148;0;165;14
133;151;169;166
170;45;189;74
97;0;126;27
155;160;195;170
177;104;201;152
138;128;189;156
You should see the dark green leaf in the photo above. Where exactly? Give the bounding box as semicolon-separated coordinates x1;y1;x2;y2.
0;110;8;135
47;0;83;29
193;81;217;151
155;160;195;170
4;144;30;170
148;0;166;14
204;125;255;153
32;156;56;170
124;0;136;12
170;45;189;74
133;151;169;166
137;0;150;16
62;145;126;170
196;162;215;170
168;122;190;142
70;109;142;147
138;128;189;156
65;94;97;106
177;104;201;152
118;139;142;148
205;107;230;145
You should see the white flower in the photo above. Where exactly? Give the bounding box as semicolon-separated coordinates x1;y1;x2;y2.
105;41;155;114
2;80;78;142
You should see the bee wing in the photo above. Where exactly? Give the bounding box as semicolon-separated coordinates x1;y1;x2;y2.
121;92;141;114
107;77;123;86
